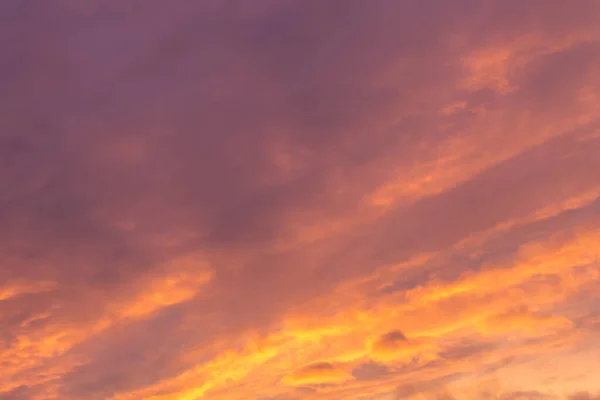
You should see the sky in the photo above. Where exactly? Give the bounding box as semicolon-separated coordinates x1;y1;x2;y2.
1;1;600;399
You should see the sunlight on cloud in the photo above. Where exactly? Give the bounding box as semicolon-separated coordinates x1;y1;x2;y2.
2;1;599;399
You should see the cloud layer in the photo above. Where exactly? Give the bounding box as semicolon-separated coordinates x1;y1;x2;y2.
1;1;599;399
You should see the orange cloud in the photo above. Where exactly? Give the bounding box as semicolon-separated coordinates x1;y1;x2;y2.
2;1;600;400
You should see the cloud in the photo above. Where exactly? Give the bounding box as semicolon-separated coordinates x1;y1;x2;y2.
368;330;435;364
569;393;600;400
478;306;573;336
0;385;31;400
351;361;391;381
1;0;600;399
282;362;352;386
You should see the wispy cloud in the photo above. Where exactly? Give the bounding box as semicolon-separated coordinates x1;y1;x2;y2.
1;1;599;399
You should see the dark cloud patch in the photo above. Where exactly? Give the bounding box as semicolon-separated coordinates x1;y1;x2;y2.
514;40;600;113
392;374;465;400
0;0;499;271
439;339;497;361
297;361;336;373
0;385;31;400
351;361;391;381
501;391;557;400
395;385;557;400
377;330;408;348
570;393;600;400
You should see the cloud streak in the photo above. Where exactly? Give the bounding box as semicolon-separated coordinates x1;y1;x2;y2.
1;1;599;399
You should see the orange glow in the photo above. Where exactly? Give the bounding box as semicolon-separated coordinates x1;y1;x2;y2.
2;2;600;399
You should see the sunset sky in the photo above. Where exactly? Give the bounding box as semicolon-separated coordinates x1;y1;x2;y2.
1;1;600;399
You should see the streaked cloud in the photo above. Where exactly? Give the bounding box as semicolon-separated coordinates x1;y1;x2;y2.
1;1;599;399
